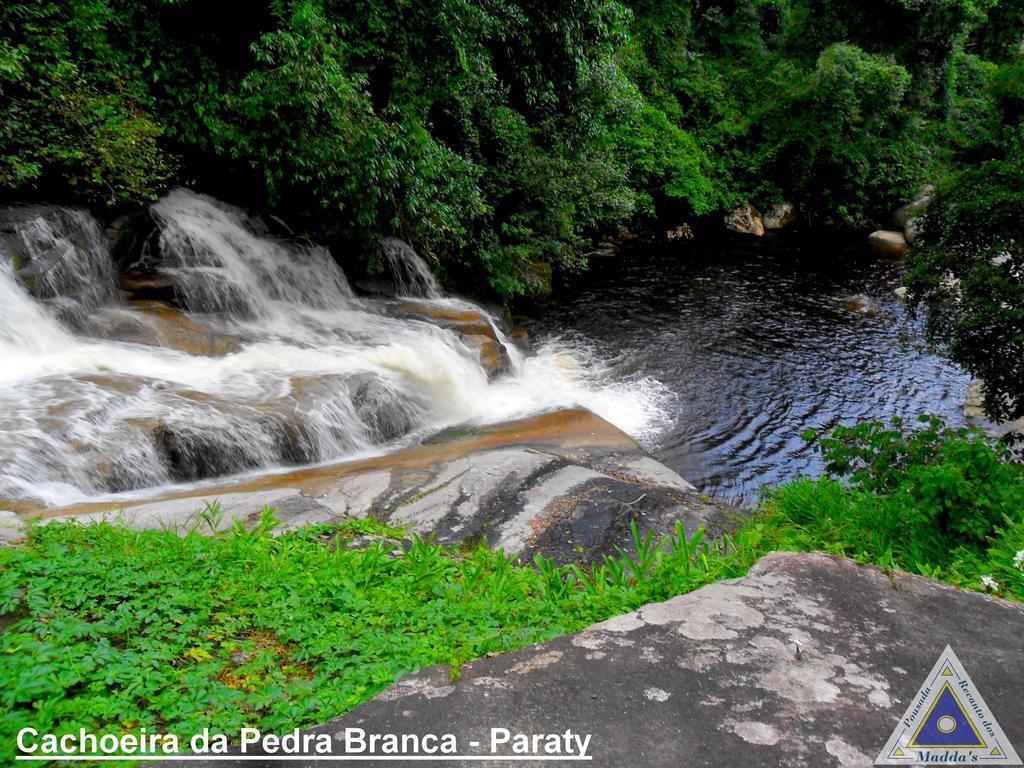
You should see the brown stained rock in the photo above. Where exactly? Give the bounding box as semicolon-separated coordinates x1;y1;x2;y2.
133;301;242;356
120;268;177;303
75;372;150;395
173;552;1024;767
867;230;910;255
38;409;729;565
461;333;509;376
508;326;530;348
389;301;500;341
82;301;242;356
385;300;512;376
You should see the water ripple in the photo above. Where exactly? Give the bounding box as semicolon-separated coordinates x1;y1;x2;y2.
531;234;971;504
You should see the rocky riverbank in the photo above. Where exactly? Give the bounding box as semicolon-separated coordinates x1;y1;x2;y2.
35;408;733;565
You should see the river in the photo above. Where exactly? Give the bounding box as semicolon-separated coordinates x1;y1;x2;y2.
531;233;971;503
0;191;970;511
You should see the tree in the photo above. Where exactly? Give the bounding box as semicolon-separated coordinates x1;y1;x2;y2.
905;148;1024;421
757;43;926;223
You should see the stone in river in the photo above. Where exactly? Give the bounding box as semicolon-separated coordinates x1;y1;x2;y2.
868;230;910;255
725;203;765;236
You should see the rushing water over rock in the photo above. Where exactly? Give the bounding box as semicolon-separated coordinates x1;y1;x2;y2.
0;205;119;327
150;190;355;317
380;237;443;299
0;189;667;509
0;261;73;354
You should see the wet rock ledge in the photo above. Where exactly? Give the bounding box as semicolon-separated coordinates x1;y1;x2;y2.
173;551;1024;768
40;408;732;565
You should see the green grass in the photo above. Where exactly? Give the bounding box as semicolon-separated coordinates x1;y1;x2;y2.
2;418;1022;764
0;512;750;764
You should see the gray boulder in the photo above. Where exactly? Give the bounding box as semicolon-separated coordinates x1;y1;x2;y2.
191;551;1024;767
42;408;731;565
725;204;765;236
904;217;925;246
763;202;797;230
894;185;934;245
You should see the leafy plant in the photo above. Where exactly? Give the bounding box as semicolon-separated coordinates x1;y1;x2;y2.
800;416;1024;545
904;146;1024;420
0;515;749;764
768;417;1024;580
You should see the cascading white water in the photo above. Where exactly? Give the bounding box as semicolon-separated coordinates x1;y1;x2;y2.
381;237;442;299
0;188;670;508
0;261;73;354
0;206;119;324
151;190;355;317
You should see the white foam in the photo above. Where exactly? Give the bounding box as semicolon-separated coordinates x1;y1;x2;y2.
0;189;670;506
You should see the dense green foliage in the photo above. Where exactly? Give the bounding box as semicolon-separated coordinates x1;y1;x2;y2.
782;416;1024;572
904;64;1024;419
1;0;1017;296
2;419;1022;762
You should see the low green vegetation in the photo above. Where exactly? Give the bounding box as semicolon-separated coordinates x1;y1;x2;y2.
0;511;744;764
2;417;1022;763
759;416;1024;593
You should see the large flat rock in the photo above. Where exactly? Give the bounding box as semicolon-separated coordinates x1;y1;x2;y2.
38;409;728;564
184;552;1024;767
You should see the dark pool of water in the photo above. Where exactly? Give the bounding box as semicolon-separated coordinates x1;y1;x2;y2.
530;232;971;503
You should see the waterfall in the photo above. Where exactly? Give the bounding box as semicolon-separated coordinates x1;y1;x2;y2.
0;260;73;354
0;205;119;326
0;189;669;509
381;237;443;299
151;189;355;318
